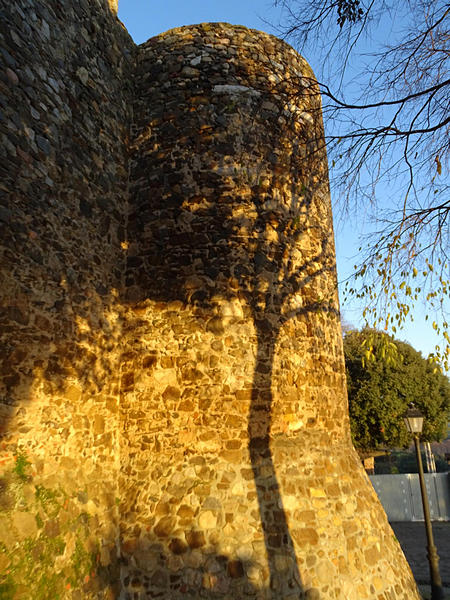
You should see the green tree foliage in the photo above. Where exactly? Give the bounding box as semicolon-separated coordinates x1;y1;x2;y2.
344;329;450;452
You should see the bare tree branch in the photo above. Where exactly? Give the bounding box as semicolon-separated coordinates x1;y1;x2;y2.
272;0;450;367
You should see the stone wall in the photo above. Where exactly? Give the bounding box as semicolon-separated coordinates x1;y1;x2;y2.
0;1;133;597
0;6;422;599
121;23;421;600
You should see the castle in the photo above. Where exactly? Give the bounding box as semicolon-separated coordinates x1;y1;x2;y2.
0;1;421;598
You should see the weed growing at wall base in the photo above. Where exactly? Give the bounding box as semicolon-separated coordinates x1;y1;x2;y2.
0;458;100;599
12;451;31;482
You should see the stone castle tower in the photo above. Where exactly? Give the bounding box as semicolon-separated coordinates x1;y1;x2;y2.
0;1;420;599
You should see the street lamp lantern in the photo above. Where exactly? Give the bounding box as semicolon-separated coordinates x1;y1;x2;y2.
403;404;444;600
403;404;424;434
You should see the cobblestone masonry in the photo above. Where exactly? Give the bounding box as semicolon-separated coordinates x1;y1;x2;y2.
0;5;421;600
121;24;421;600
0;1;133;598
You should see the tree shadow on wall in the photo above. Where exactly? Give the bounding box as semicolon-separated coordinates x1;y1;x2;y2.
124;69;336;597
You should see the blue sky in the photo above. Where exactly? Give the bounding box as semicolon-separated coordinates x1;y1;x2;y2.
118;1;284;46
117;1;446;361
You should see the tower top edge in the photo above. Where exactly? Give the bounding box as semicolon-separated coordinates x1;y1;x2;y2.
138;21;314;77
139;22;302;54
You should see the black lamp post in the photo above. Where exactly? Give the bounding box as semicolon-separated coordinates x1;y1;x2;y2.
403;405;444;600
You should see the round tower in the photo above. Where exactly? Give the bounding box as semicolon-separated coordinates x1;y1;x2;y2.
121;23;420;599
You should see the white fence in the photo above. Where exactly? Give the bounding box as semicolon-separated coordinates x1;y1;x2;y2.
369;473;450;521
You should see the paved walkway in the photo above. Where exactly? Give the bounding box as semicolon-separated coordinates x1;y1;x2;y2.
390;521;450;599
